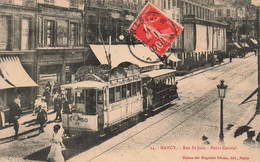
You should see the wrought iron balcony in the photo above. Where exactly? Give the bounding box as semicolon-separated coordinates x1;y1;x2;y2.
85;0;142;13
0;0;35;7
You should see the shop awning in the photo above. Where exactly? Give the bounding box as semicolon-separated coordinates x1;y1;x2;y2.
233;42;242;49
90;44;162;68
0;75;14;90
166;53;181;62
0;56;38;87
250;38;257;45
240;42;250;48
61;80;108;90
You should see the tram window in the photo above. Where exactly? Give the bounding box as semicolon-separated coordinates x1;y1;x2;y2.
122;85;126;100
97;90;103;104
137;81;141;94
109;88;115;103
132;82;137;96
76;91;84;104
115;86;121;102
127;83;132;97
86;89;96;115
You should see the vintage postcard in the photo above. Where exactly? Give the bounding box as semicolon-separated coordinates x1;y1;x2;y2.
0;0;260;162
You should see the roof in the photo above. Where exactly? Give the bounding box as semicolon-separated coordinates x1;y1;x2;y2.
90;44;162;68
166;53;181;62
61;80;108;90
141;69;176;78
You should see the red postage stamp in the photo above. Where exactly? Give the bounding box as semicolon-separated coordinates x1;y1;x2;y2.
129;2;183;56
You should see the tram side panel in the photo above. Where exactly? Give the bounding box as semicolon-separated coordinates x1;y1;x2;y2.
105;81;143;127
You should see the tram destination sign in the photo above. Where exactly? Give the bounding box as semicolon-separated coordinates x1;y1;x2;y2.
128;2;183;56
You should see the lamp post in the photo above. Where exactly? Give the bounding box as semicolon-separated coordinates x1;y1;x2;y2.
217;80;228;143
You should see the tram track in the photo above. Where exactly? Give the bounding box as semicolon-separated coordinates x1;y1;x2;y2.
68;56;257;162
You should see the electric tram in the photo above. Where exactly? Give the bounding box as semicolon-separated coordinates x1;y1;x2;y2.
61;64;178;136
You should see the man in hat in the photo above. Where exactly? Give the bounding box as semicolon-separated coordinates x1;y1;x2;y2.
43;87;51;111
54;94;62;121
9;95;22;139
37;105;47;133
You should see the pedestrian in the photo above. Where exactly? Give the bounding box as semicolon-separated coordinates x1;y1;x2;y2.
61;97;70;114
47;124;65;162
60;88;67;102
52;82;58;94
0;100;5;129
54;95;62;121
243;131;256;148
34;94;42;116
43;87;51;111
37;105;47;133
9;95;22;140
45;81;52;92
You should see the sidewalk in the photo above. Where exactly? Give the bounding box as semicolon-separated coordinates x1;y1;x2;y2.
0;109;58;141
176;52;255;81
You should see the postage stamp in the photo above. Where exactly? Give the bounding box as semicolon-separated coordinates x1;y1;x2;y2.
128;2;183;56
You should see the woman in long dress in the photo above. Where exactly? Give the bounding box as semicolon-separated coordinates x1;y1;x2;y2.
47;124;64;162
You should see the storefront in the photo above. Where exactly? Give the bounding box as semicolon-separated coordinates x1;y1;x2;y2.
0;56;38;126
36;48;90;95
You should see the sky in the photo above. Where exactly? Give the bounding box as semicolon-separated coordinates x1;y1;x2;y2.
252;0;260;6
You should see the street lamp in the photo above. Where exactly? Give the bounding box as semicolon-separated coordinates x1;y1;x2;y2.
217;79;228;143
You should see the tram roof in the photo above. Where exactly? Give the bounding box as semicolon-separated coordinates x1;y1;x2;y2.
141;69;176;78
61;80;108;90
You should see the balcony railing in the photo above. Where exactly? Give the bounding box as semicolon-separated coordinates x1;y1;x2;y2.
86;0;143;13
0;0;35;7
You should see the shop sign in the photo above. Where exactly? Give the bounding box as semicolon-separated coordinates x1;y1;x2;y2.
111;12;120;19
126;14;134;21
38;54;63;61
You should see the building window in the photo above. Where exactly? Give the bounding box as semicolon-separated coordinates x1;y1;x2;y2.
57;20;68;46
218;9;222;17
70;23;77;46
172;0;176;7
21;19;30;50
70;0;79;8
38;17;43;47
45;20;55;47
168;0;170;9
226;9;231;16
87;15;97;42
163;0;166;9
0;16;11;50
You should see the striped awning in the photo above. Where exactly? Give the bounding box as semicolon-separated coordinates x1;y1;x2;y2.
0;56;38;87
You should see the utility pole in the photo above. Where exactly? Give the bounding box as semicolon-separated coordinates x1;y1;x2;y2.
257;7;260;114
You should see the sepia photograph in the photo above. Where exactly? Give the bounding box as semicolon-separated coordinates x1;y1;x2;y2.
0;0;260;161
